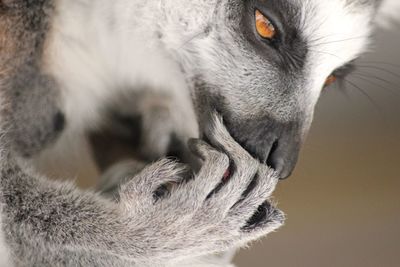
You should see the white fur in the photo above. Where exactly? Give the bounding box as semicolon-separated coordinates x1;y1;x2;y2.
301;0;374;112
46;0;198;137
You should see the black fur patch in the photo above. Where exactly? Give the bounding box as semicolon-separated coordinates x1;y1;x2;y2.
241;0;308;72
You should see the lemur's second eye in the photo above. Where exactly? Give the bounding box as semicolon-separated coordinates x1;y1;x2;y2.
255;10;276;39
324;75;337;87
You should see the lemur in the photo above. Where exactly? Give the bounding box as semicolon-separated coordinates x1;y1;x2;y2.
0;0;398;266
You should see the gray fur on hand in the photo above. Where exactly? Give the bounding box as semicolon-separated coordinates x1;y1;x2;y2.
0;114;283;266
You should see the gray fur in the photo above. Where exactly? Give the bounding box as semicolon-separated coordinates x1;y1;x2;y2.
0;0;396;266
0;0;62;157
1;114;283;266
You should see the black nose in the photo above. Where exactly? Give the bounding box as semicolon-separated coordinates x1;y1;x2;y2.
264;131;301;179
225;118;303;179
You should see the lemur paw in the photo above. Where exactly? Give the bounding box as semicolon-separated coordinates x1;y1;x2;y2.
118;113;284;262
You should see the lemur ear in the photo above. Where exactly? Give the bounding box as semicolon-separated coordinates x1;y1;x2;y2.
375;0;400;28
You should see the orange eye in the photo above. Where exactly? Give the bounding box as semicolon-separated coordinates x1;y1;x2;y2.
324;75;337;87
255;10;276;39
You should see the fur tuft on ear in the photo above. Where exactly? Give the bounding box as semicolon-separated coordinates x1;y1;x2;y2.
375;0;400;28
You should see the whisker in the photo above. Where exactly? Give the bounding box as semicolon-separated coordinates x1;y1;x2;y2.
357;61;400;69
309;35;370;47
308;49;343;60
343;78;383;111
353;71;400;88
355;65;400;80
350;74;400;97
308;33;367;45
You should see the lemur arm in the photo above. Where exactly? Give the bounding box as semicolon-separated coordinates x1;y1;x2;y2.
0;114;283;266
1;156;148;266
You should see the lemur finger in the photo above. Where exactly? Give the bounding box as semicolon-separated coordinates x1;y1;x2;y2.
210;204;284;253
98;160;147;198
202;162;258;220
256;164;280;197
226;168;279;227
120;158;186;201
175;140;230;205
237;165;279;208
205;147;259;212
238;202;285;244
191;113;260;219
187;138;217;161
205;112;254;165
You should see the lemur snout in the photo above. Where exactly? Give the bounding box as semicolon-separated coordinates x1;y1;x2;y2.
249;125;301;179
264;133;301;180
224;117;302;179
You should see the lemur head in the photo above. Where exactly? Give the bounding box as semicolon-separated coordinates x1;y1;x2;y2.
163;0;396;178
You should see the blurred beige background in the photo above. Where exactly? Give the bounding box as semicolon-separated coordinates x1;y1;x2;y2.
234;26;400;267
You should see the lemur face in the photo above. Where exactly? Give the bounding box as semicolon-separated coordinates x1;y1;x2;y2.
185;0;377;178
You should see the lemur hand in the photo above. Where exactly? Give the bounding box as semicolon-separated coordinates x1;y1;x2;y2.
117;113;284;264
